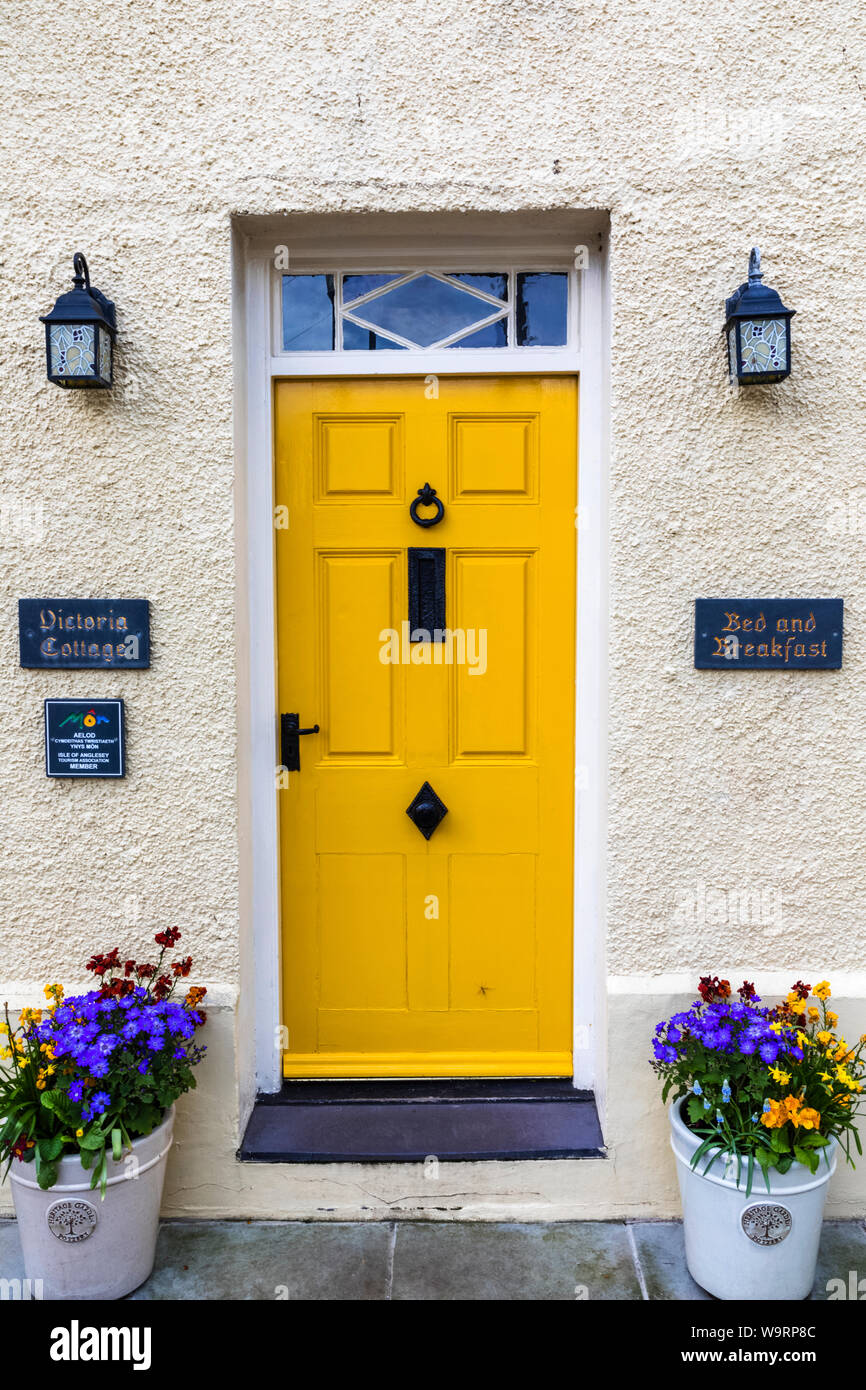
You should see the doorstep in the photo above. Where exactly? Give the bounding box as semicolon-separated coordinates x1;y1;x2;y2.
238;1079;605;1162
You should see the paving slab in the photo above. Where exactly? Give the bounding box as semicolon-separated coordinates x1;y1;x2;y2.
391;1219;641;1300
811;1219;866;1300
126;1220;393;1300
629;1221;711;1300
0;1220;25;1281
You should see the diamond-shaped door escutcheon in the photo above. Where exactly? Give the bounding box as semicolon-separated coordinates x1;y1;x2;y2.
406;781;448;840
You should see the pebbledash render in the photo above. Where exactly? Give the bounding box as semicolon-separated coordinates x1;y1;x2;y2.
2;0;866;1222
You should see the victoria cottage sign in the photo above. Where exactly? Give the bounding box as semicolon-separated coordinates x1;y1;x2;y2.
19;599;150;669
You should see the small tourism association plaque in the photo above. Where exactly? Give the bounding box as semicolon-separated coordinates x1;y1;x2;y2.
44;699;125;779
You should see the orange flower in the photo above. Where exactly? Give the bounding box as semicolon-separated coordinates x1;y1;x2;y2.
761;1099;786;1129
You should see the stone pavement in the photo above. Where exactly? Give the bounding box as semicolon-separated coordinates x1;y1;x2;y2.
2;1218;865;1299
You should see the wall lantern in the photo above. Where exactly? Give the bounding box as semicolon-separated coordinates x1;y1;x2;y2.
40;253;115;388
724;246;794;385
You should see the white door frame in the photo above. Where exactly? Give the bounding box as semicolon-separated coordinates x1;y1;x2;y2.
234;215;609;1104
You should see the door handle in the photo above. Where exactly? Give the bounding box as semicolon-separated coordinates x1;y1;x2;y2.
281;713;320;772
409;482;445;528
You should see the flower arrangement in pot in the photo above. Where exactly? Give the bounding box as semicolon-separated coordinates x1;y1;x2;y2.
0;928;206;1300
652;975;864;1301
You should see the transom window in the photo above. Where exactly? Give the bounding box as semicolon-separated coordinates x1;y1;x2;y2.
280;270;569;352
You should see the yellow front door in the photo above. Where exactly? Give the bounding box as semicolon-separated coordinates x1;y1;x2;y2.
275;375;577;1078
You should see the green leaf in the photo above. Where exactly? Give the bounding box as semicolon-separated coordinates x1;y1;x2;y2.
78;1128;107;1151
686;1097;705;1124
794;1145;819;1174
36;1160;58;1190
111;1128;122;1162
37;1134;64;1162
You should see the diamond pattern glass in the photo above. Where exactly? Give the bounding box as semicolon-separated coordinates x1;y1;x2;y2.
282;271;570;350
348;273;505;348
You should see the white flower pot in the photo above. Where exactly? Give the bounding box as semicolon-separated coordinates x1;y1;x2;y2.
670;1100;836;1300
10;1106;174;1301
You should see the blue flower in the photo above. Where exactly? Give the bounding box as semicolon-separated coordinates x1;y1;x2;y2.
692;1081;703;1095
703;1098;711;1110
721;1079;731;1103
68;1080;84;1102
82;1090;110;1121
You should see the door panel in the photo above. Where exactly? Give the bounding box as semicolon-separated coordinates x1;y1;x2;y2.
275;375;577;1078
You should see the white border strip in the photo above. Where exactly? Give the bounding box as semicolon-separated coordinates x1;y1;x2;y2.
610;972;866;997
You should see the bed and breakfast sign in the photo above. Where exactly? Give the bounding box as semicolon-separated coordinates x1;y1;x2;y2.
694;599;843;670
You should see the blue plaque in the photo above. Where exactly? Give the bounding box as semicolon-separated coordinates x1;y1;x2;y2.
45;699;125;778
695;599;843;669
19;599;150;669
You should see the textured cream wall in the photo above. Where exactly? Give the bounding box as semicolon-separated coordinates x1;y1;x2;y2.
2;0;866;1217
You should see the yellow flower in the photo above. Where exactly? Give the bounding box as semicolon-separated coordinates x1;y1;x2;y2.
75;1128;84;1138
0;1021;8;1035
817;1031;833;1046
796;1030;810;1050
769;1066;791;1085
786;993;807;1015
813;981;832;1001
44;983;64;1002
17;1057;28;1069
799;1107;821;1130
808;1007;821;1022
828;1011;839;1027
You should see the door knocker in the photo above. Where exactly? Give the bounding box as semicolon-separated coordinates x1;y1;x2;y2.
409;482;445;528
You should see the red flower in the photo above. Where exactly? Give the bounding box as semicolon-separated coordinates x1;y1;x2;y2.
791;979;812;1000
171;956;193;977
154;928;182;948
85;948;120;977
738;980;757;1000
697;975;731;1004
